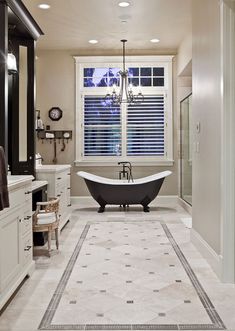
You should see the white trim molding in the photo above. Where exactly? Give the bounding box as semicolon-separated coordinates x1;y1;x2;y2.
191;228;223;279
74;55;174;166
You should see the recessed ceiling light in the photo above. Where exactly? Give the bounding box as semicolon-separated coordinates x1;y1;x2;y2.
118;2;130;7
38;3;50;9
150;38;160;43
89;39;98;44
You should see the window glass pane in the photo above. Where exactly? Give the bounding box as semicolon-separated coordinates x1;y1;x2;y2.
141;67;151;76
84;68;95;77
84;96;121;156
153;67;164;76
128;67;139;77
128;77;139;86
153;77;164;86
84;78;95;87
141;77;151;86
109;77;120;87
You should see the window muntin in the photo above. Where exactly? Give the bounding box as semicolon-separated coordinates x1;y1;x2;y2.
83;66;165;88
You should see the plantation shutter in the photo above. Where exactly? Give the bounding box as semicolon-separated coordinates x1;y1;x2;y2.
126;95;165;156
84;96;121;156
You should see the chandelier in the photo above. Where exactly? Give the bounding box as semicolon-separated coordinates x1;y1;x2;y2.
105;39;144;105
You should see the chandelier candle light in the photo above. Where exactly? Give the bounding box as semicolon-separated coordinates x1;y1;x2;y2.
105;39;144;105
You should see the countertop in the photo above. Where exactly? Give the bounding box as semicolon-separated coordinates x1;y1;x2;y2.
32;180;48;191
36;164;71;173
7;175;34;191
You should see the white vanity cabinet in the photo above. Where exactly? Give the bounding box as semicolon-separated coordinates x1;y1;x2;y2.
36;165;71;231
0;176;34;311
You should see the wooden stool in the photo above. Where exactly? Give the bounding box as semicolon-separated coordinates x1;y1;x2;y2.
33;197;60;256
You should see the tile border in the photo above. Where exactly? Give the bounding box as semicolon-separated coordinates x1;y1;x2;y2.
39;221;226;330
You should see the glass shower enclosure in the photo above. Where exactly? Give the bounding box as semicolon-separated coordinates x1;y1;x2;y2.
180;93;192;205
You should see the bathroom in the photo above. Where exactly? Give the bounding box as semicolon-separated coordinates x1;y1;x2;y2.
0;0;235;330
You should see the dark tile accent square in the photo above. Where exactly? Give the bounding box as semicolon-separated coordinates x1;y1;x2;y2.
164;252;169;255
105;258;110;261
149;272;155;274
125;265;131;267
125;253;130;255
96;313;104;317
144;248;148;250
86;253;91;256
126;280;132;283
146;258;151;260
153;289;159;292
77;281;83;284
169;265;175;267
100;290;106;293
176;280;182;283
102;272;109;275
82;265;87;268
158;313;166;317
126;300;134;304
69;300;77;304
184;300;191;303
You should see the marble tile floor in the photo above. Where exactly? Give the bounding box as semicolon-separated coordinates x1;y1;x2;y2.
0;199;235;331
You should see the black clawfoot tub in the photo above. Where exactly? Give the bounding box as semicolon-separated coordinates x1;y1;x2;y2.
77;171;172;213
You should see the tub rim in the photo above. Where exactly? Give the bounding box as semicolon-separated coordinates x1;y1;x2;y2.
77;170;172;186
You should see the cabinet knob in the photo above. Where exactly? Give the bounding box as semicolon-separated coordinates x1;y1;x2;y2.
57;194;61;197
57;177;62;180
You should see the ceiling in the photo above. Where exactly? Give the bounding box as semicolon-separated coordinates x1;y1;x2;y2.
22;0;192;53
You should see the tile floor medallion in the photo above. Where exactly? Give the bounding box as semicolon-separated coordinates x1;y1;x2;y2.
38;219;226;330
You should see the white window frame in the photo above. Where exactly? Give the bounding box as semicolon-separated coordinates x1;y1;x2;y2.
74;55;174;166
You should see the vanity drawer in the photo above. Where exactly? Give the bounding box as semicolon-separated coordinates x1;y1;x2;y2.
24;184;32;202
21;234;32;266
22;209;32;236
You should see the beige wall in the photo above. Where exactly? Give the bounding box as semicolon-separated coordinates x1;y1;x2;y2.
192;0;222;254
177;33;192;77
36;50;178;196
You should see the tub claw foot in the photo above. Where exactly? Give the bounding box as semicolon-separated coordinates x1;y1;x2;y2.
98;206;105;213
143;206;150;212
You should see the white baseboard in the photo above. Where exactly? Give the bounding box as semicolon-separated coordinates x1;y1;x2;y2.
71;195;178;206
191;228;223;279
178;197;192;215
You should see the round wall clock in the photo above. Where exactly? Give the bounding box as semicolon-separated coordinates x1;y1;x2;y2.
48;107;63;121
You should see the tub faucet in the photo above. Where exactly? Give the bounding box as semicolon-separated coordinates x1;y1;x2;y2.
118;162;133;182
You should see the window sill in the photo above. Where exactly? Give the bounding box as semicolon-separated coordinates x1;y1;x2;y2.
74;160;174;167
